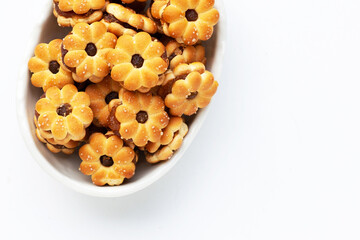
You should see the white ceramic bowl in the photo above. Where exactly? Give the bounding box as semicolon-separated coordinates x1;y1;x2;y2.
17;0;226;197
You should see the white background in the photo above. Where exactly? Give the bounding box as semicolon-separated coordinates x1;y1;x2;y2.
2;0;360;239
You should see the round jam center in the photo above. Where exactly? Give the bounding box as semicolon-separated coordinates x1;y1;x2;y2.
105;91;119;104
136;111;148;124
49;60;60;74
185;9;198;22
131;54;144;68
85;43;97;56
56;103;72;117
100;155;114;167
187;91;198;100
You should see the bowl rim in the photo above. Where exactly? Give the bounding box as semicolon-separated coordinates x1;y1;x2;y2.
16;0;226;198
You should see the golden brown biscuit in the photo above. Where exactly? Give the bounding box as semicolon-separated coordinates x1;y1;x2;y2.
150;0;220;45
107;32;168;92
35;84;93;142
145;117;188;163
164;62;218;116
79;132;137;186
85;76;122;127
53;0;108;27
28;39;74;91
107;90;170;147
62;22;117;83
106;3;157;34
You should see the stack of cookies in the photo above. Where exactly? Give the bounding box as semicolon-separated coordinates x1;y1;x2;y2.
28;0;220;186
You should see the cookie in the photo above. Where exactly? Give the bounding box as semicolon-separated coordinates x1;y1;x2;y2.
28;39;74;91
53;0;108;27
62;22;117;83
107;31;168;92
164;62;218;116
35;84;93;142
107;90;170;147
164;39;206;70
85;75;122;127
106;3;157;34
145;117;188;163
150;0;219;45
79;132;137;186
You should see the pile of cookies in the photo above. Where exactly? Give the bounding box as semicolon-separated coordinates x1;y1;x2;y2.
29;0;219;186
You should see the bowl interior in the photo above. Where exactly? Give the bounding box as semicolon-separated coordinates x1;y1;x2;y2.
17;1;225;197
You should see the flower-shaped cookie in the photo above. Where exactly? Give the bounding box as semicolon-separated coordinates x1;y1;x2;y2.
145;117;188;163
53;0;108;27
165;62;218;116
108;90;170;147
85;76;122;127
107;32;168;92
28;39;73;91
151;0;220;45
106;3;157;34
79;132;136;186
165;40;206;70
62;22;117;83
35;84;93;142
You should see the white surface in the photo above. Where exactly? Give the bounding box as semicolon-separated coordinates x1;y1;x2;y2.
16;0;226;198
2;0;360;239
